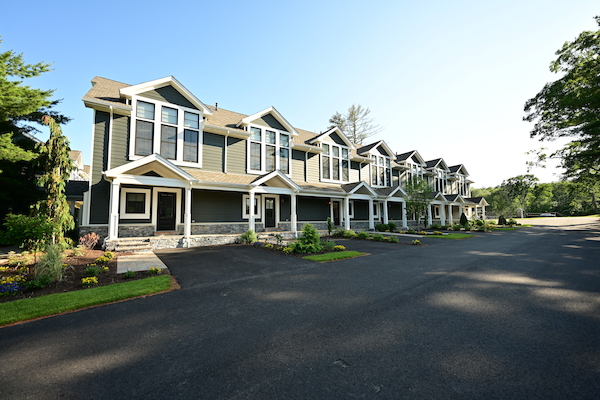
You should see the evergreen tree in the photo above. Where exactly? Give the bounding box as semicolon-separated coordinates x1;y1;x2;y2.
34;116;75;245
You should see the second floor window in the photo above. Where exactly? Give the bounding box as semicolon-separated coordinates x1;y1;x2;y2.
371;155;391;186
248;126;290;174
322;143;349;182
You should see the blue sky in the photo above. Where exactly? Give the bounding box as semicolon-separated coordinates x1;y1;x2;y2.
2;0;598;187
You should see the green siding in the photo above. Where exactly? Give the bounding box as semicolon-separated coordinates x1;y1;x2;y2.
89;111;110;224
297;197;329;221
280;195;291;221
203;132;224;172
389;202;402;219
306;153;320;183
110;114;130;169
192;190;244;222
291;150;305;182
354;200;369;220
226;137;246;174
138;85;198;109
250;113;288;131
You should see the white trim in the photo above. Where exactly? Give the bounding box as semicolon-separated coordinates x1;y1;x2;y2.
246;124;292;176
120;188;152;219
242;194;262;219
262;194;280;229
152;187;182;230
237;106;299;136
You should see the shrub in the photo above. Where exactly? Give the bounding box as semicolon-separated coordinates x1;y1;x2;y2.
460;213;469;227
498;215;507;225
375;223;389;232
388;222;397;231
291;224;323;253
321;240;336;251
2;214;54;251
474;219;485;227
95;256;111;265
265;243;274;249
333;245;346;251
451;223;462;231
25;274;52;290
100;266;109;273
429;223;442;230
332;228;346;237
357;231;370;240
412;239;421;245
387;236;399;243
343;229;357;238
274;234;284;246
79;232;100;250
433;231;443;235
81;277;98;287
71;246;86;257
418;231;427;235
507;218;517;226
407;229;416;234
282;247;294;254
240;230;257;244
35;245;69;282
123;270;135;279
103;251;115;260
85;266;101;277
372;233;385;242
327;217;333;235
147;267;162;276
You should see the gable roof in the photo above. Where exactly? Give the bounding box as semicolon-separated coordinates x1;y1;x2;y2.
425;158;449;170
449;164;470;176
104;154;197;181
308;126;355;149
356;140;395;158
237;106;299;136
396;150;426;165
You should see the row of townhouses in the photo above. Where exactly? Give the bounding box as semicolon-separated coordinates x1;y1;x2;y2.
79;76;487;248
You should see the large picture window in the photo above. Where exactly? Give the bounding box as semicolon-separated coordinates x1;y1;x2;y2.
247;126;291;174
322;143;349;182
131;97;202;165
120;188;151;219
371;154;391;186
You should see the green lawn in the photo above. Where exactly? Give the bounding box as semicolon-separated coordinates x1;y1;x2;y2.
427;233;475;239
0;275;173;327
491;227;517;231
303;251;365;262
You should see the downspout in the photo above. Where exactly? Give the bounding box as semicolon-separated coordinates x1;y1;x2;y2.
107;105;114;170
224;131;229;173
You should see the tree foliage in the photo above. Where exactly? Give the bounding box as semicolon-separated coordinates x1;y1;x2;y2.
328;104;383;145
501;174;538;215
404;178;432;228
34;116;75;245
523;16;600;180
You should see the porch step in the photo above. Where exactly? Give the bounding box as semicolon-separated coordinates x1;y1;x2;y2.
154;231;183;236
112;238;153;253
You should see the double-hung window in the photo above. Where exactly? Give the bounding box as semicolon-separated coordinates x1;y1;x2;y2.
247;126;290;174
322;143;349;182
371;155;391;186
132;97;202;165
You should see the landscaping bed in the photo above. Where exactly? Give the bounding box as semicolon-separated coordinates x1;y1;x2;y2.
0;249;153;304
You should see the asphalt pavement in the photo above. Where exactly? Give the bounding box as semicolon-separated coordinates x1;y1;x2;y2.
1;218;599;399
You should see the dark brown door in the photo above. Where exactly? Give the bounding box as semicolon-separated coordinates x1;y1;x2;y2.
157;192;176;231
332;201;340;226
265;197;276;228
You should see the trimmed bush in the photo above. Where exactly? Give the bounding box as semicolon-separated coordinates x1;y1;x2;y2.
388;222;397;231
387;235;399;243
357;231;370;240
240;230;257;244
498;215;507;225
372;233;385;241
375;224;389;232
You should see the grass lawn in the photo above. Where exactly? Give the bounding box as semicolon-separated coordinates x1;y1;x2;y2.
0;275;173;327
303;251;366;262
492;227;517;231
428;233;475;239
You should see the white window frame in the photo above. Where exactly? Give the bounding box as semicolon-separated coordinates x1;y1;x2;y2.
320;142;350;183
120;188;152;219
129;95;203;168
246;125;291;175
370;153;392;187
242;195;262;219
151;187;182;228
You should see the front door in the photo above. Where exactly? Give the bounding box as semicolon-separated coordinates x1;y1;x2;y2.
265;197;276;228
332;201;340;226
157;192;176;231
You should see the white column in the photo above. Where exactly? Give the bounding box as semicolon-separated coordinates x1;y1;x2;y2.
482;205;486;219
440;202;446;226
459;205;464;218
249;191;256;232
448;205;453;224
108;180;120;239
184;186;192;247
368;199;375;230
383;200;389;224
427;204;433;228
291;192;298;237
344;197;350;230
402;201;407;229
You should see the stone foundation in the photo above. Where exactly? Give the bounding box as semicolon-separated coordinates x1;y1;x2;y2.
191;223;255;235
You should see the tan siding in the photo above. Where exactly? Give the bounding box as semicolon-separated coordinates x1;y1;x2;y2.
361;163;371;185
226;137;246;174
306;153;320;183
350;166;360;182
202;132;224;172
291;150;305;182
110;114;129;169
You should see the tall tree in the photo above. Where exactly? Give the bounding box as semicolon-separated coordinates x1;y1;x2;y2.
500;174;538;216
523;16;600;180
404;177;432;229
328;104;383;145
34;116;75;245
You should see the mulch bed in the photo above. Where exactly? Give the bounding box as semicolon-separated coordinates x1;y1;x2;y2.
0;250;150;304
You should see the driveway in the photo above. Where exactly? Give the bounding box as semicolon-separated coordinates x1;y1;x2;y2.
1;220;599;399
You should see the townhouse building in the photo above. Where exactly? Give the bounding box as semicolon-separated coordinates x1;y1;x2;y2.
80;76;487;248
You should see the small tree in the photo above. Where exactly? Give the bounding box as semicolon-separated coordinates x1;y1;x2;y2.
404;178;433;230
34;116;75;246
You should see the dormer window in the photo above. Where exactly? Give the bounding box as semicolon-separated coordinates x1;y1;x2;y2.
247;126;290;174
131;97;202;166
371;155;391;186
321;143;349;182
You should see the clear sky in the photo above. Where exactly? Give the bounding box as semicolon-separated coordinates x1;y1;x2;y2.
2;0;598;187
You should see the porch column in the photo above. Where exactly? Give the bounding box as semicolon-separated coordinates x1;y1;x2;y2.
291;192;298;237
448;205;453;224
427;204;433;228
249;190;256;232
401;201;407;229
482;205;486;219
108;180;120;239
184;185;192;247
440;202;446;226
383;200;389;224
344;196;350;230
459;205;464;218
368;198;375;230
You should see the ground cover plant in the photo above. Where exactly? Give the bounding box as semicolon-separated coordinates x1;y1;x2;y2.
302;251;365;262
427;233;475;240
